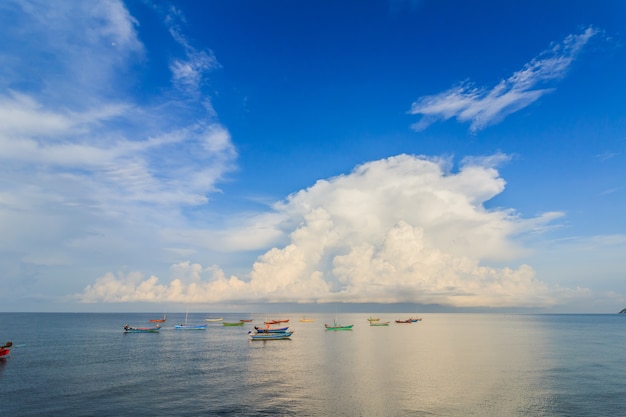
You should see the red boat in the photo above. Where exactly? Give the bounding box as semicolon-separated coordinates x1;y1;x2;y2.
395;319;412;323
0;341;12;360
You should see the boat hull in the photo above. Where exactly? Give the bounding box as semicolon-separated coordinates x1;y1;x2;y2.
248;332;292;340
124;327;160;333
254;326;289;333
174;325;207;330
325;325;353;330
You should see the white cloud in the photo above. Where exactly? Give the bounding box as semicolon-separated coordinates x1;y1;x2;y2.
78;154;585;308
0;1;237;298
409;26;599;132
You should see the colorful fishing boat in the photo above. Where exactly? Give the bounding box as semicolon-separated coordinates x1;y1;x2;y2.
395;319;412;324
299;316;315;322
370;321;390;326
325;320;354;330
248;331;293;340
239;319;253;323
205;317;223;322
254;326;290;333
0;341;11;359
223;321;245;326
410;317;422;322
124;324;161;333
367;317;380;322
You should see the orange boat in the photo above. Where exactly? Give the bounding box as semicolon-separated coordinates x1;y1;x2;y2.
149;313;167;323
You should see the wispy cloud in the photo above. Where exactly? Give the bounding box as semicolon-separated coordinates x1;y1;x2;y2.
409;26;599;132
79;154;583;308
0;1;236;298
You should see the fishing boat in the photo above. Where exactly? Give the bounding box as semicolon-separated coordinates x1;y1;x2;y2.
175;311;207;330
175;323;207;330
124;324;161;333
395;319;412;324
149;313;167;323
325;320;354;330
0;341;11;359
299;316;315;322
410;317;422;322
254;326;290;333
370;321;390;326
367;317;380;322
205;317;223;322
239;319;253;323
223;321;245;326
266;318;289;324
248;331;293;340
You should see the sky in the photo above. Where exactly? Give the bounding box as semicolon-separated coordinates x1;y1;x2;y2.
1;0;625;313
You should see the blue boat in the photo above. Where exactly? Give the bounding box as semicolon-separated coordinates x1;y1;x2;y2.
174;324;206;330
174;311;207;330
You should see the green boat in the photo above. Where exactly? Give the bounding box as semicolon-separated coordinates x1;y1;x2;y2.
369;321;390;326
223;321;245;326
325;320;353;330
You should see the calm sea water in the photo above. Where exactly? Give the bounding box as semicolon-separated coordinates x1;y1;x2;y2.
1;312;625;416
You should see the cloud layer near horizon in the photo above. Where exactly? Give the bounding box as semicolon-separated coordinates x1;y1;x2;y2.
80;154;586;308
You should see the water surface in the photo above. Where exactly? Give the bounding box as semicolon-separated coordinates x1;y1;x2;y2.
1;313;625;416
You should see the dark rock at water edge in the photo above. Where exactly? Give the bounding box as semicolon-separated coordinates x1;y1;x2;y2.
619;308;626;314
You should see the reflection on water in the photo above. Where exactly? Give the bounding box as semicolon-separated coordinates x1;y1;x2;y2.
245;314;555;416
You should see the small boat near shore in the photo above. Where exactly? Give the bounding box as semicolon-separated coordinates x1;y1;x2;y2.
370;321;390;326
205;317;223;322
395;319;412;324
0;341;12;359
367;317;380;322
299;316;315;322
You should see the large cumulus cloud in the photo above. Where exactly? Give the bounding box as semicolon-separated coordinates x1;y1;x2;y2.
79;154;586;308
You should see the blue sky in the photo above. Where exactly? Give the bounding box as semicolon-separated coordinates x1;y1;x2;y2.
1;0;625;313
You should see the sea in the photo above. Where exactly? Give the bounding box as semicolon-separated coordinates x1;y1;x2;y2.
1;312;625;417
